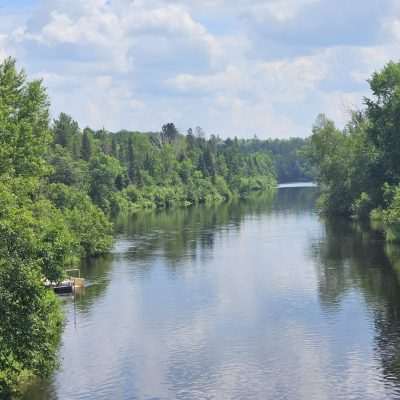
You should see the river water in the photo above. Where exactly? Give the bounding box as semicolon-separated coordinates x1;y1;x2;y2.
24;184;400;399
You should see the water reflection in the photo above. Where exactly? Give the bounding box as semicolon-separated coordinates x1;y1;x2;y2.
114;192;277;268
113;188;317;271
313;217;400;396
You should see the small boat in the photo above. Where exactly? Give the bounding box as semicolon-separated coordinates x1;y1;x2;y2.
45;268;85;295
53;280;74;294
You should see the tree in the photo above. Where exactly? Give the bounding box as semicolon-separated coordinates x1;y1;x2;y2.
161;123;179;144
48;146;86;187
88;154;123;212
302;63;400;221
0;178;71;395
186;128;196;150
53;113;80;152
0;259;63;397
47;184;113;256
0;58;118;395
81;128;92;161
366;61;400;182
203;144;216;177
303;114;354;215
0;57;51;177
127;137;136;183
111;135;118;158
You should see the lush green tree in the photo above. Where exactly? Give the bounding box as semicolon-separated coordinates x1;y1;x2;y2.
0;259;63;398
81;128;93;161
88;154;123;212
161;123;179;144
0;58;50;177
47;184;113;256
366;62;400;182
0;178;76;282
111;135;118;158
127;137;137;183
48;145;88;188
0;58;115;395
238;136;311;183
304;61;400;242
0;178;70;395
53;113;80;153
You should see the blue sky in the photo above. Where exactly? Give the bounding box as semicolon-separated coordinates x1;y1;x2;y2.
1;0;399;138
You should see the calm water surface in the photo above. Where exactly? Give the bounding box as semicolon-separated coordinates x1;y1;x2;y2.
24;185;400;399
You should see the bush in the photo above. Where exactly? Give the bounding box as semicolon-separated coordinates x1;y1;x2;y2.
352;192;372;220
0;260;63;397
46;184;113;257
383;186;400;241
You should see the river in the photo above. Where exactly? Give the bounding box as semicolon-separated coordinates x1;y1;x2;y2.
23;184;400;399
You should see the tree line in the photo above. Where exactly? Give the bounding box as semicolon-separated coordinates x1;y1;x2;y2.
48;117;309;216
237;136;311;183
304;61;400;242
49;115;278;216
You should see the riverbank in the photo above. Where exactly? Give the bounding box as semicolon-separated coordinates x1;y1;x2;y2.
304;61;400;244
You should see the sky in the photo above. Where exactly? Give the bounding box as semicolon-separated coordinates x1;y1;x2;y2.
0;0;399;138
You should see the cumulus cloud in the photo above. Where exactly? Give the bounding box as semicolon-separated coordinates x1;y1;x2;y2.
245;0;320;23
169;52;328;98
1;0;400;137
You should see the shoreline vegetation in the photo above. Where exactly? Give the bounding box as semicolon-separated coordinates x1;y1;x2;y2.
0;59;308;397
303;61;400;244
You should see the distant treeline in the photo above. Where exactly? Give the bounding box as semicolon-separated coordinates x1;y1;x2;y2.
236;137;311;183
49;119;279;216
48;120;310;218
51;120;309;214
304;61;400;243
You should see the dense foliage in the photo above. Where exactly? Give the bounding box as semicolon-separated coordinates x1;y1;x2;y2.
47;119;278;215
0;59;112;397
237;137;311;183
304;61;400;242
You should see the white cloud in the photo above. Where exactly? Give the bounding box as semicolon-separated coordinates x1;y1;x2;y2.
146;0;320;22
247;0;320;23
255;53;329;100
1;0;399;137
165;50;332;136
169;50;329;97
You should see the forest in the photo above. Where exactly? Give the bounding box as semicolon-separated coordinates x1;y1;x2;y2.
0;58;309;396
304;61;400;243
